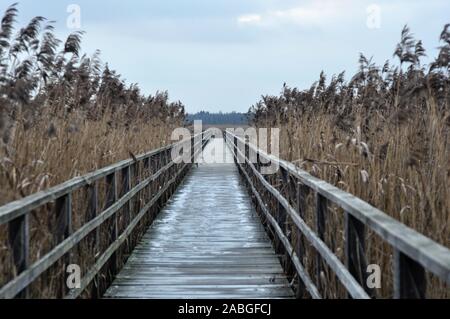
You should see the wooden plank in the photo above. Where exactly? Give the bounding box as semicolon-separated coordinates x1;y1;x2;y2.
105;286;294;299
125;261;283;267
113;276;289;286
131;247;276;254
128;255;280;261
106;295;291;299
115;274;288;279
119;267;287;275
132;252;279;258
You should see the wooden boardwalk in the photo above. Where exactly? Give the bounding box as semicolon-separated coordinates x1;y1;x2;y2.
104;138;294;299
2;130;449;299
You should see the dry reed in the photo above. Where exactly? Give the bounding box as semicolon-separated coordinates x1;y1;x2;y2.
249;25;450;298
0;3;185;295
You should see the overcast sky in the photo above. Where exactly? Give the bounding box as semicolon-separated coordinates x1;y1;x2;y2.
6;0;450;112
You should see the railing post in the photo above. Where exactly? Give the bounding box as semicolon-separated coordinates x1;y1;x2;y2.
150;156;156;176
278;168;291;275
86;183;98;222
8;214;30;298
394;250;426;299
163;151;169;202
191;135;195;165
233;136;238;164
245;142;249;162
55;193;72;243
54;193;72;298
121;166;131;224
345;212;371;298
201;130;204;147
86;182;99;298
143;157;150;172
256;153;261;171
277;200;286;259
295;182;307;298
106;172;118;275
86;182;99;257
315;193;327;292
130;162;139;218
143;158;150;202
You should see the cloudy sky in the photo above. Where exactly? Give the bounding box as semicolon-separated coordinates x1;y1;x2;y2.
6;0;450;112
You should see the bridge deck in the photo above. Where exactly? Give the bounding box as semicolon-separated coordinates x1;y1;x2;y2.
104;138;294;299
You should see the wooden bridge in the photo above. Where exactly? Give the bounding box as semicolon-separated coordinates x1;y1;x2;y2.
0;129;449;299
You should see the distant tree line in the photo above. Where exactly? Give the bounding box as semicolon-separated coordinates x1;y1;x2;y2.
186;111;248;125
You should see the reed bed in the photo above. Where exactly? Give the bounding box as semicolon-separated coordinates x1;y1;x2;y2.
0;4;184;296
248;25;449;298
0;3;185;204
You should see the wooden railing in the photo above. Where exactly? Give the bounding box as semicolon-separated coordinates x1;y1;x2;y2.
225;130;450;299
0;130;212;299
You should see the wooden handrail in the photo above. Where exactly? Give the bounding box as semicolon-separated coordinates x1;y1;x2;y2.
0;130;212;298
225;130;450;298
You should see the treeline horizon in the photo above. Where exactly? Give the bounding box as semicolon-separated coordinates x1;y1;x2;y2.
186;111;249;125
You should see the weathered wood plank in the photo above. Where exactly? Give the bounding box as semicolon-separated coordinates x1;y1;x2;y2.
106;286;294;299
113;276;289;286
118;267;288;275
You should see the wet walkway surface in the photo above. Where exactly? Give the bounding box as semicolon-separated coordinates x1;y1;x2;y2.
104;138;294;299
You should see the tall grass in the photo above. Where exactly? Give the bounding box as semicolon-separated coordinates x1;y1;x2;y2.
0;3;185;205
248;25;449;297
0;4;185;296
